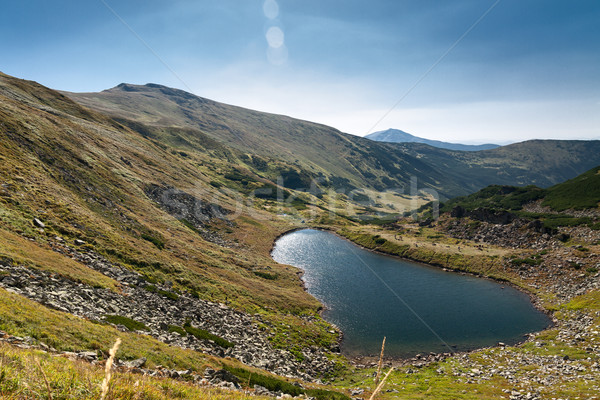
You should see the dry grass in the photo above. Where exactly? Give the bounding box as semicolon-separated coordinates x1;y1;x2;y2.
33;356;54;400
368;367;394;400
100;338;121;400
0;342;271;399
373;336;385;386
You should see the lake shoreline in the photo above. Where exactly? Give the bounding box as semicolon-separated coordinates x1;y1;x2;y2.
271;226;556;363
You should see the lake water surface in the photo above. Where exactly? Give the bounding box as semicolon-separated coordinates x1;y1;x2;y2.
271;229;551;358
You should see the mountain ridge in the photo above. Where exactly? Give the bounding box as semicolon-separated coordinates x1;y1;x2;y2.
64;82;600;199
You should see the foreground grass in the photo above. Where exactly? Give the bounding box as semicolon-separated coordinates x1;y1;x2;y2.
0;342;270;400
0;288;351;399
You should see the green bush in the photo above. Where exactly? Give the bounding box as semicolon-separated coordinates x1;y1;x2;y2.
144;284;158;293
511;258;542;267
183;322;234;348
167;325;187;336
141;233;165;250
374;237;387;245
254;271;278;280
158;289;179;301
104;315;149;331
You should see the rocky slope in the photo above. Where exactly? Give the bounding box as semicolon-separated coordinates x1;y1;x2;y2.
0;243;337;381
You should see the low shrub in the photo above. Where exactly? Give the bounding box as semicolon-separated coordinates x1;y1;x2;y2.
144;284;157;293
158;289;179;301
104;315;149;331
167;325;187;336
254;271;278;280
140;233;165;250
511;258;542;267
183;322;234;349
374;237;387;245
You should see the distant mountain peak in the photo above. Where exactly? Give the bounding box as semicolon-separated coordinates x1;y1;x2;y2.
366;128;500;152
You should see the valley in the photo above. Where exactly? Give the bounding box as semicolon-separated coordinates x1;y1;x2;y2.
1;71;600;399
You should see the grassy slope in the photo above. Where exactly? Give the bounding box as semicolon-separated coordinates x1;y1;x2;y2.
0;72;319;313
0;342;272;400
542;165;600;210
65;84;600;199
65;84;447;195
0;71;356;397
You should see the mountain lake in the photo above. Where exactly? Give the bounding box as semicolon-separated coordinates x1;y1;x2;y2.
271;229;551;358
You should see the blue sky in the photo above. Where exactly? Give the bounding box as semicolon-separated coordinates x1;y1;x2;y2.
1;0;599;143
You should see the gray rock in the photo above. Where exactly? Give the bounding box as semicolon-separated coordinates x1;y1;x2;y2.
124;357;147;368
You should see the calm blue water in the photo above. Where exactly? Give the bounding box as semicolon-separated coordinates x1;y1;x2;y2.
271;229;551;358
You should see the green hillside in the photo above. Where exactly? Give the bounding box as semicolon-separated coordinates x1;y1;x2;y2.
542;165;600;210
65;83;450;196
439;165;600;213
394;140;600;193
65;84;600;199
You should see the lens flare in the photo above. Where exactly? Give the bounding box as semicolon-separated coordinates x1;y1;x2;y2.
266;26;284;48
263;0;279;19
